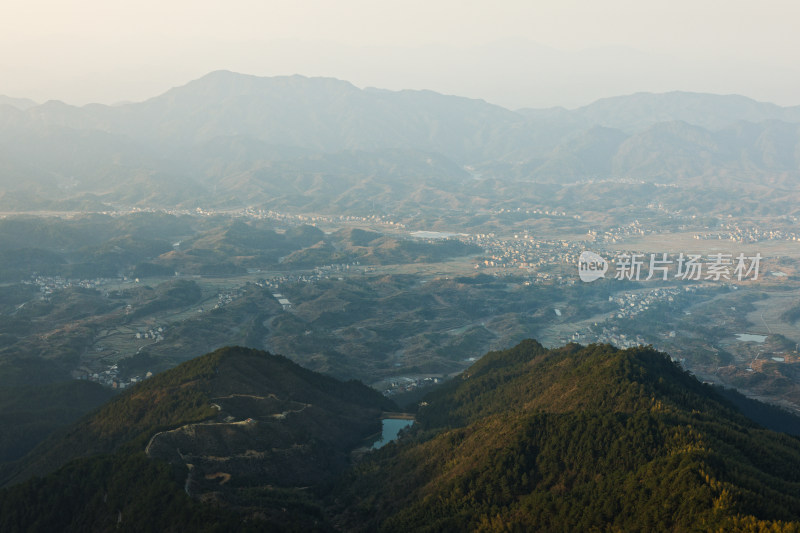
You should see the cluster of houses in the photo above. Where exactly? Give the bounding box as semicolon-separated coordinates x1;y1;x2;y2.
492;206;580;220
562;287;698;349
572;326;648;350
135;326;165;342
214;289;245;309
587;220;653;244
27;275;107;300
608;287;682;319
242;207;406;229
75;363;153;390
467;233;584;273
253;262;362;294
693;222;800;244
380;376;442;397
313;262;361;275
126;205;408;230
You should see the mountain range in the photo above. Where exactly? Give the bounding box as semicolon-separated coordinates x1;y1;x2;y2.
3;341;800;531
2;71;800;212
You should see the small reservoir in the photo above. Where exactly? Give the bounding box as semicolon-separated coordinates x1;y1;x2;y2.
373;418;414;449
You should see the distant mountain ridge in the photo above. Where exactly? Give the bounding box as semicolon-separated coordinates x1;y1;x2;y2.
568;91;800;131
13;72;800;139
0;95;37;111
1;71;800;210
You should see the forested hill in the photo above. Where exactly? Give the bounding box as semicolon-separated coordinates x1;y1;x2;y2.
335;341;800;531
4;341;800;531
0;346;395;528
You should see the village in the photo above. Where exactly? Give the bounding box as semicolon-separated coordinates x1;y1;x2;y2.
693;221;800;243
74;363;154;390
12;206;799;401
26;274;109;300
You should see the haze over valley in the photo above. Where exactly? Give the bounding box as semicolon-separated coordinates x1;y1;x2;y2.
4;42;800;531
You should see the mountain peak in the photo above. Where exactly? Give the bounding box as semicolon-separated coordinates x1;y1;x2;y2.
1;345;394;488
5;341;800;531
171;70;360;96
421;342;745;430
339;341;800;531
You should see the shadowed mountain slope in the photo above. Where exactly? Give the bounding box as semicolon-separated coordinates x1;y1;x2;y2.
4;341;800;531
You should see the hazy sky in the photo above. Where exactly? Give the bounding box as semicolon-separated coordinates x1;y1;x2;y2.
2;0;799;109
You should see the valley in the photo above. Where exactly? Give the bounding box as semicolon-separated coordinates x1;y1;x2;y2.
1;203;799;415
3;0;800;524
3;73;800;530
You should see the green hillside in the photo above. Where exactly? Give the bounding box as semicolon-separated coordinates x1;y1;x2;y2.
334;341;800;532
0;347;395;532
4;341;800;532
0;381;113;464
